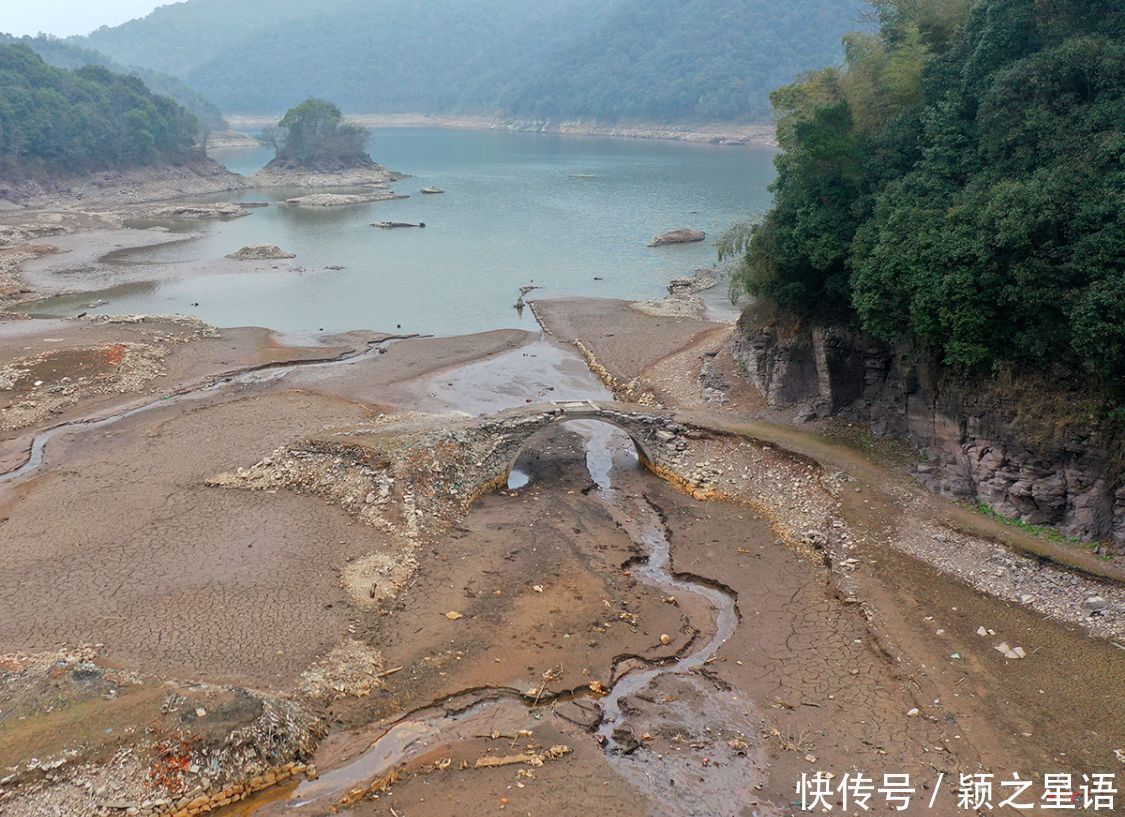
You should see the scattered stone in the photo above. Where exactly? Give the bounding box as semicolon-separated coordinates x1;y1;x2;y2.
906;708;921;717
421;187;445;194
994;642;1025;659
445;611;464;620
227;244;295;261
630;293;706;319
612;726;641;754
1084;596;1108;614
149;202;249;219
299;639;387;701
284;191;407;207
659;633;672;646
250;161;403;189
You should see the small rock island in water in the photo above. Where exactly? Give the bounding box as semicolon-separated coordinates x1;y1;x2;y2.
250;98;403;188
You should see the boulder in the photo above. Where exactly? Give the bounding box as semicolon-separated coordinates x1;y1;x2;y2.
649;229;705;247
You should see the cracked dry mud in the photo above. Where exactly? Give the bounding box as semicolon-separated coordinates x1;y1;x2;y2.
1;307;1121;817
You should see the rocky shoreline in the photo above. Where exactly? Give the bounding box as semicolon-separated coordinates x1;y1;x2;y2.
0;160;248;211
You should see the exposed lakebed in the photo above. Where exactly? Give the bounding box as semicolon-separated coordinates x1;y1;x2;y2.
18;128;775;335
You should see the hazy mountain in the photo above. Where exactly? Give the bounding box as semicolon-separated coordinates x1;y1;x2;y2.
77;0;867;122
0;33;225;129
82;0;325;78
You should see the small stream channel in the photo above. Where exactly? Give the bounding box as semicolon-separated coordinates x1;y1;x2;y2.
577;421;740;746
229;418;746;816
0;337;403;489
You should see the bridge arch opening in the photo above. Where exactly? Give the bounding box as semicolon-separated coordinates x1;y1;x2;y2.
505;416;654;491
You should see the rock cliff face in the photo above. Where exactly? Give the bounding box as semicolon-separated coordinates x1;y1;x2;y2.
731;317;1124;549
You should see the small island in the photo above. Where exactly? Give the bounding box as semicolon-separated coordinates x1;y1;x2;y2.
249;98;403;188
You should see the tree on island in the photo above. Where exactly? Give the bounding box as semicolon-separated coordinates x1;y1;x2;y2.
269;98;373;171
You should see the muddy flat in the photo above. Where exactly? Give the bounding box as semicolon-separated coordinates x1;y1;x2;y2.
0;297;1121;817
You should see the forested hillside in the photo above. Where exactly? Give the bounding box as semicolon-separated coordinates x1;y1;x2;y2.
732;0;1125;395
79;0;866;122
0;44;203;177
0;34;225;130
508;0;863;121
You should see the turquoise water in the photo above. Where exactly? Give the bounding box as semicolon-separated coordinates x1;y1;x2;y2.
82;129;777;336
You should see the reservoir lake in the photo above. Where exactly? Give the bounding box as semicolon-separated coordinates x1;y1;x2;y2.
39;128;776;336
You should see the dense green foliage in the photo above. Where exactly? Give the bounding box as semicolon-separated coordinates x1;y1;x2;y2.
504;0;867;121
0;44;202;177
733;0;1125;392
273;99;371;168
79;0;865;122
0;33;225;130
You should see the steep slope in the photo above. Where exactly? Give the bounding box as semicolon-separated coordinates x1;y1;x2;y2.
508;0;866;121
727;0;1124;543
0;44;202;178
733;0;1125;389
0;33;225;129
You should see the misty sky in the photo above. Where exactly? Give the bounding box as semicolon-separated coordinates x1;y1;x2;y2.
4;0;164;38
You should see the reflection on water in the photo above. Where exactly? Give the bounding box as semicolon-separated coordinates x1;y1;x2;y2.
50;129;775;336
506;467;530;489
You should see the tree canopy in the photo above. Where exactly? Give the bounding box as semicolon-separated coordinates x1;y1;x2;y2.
731;0;1125;395
0;33;225;131
273;98;371;169
0;44;202;178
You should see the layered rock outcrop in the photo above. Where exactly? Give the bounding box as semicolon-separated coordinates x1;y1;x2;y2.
731;317;1124;548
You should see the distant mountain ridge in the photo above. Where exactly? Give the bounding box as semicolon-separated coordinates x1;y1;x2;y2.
79;0;867;122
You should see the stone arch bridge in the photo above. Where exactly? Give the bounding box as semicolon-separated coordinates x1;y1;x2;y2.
229;401;707;552
471;400;693;488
